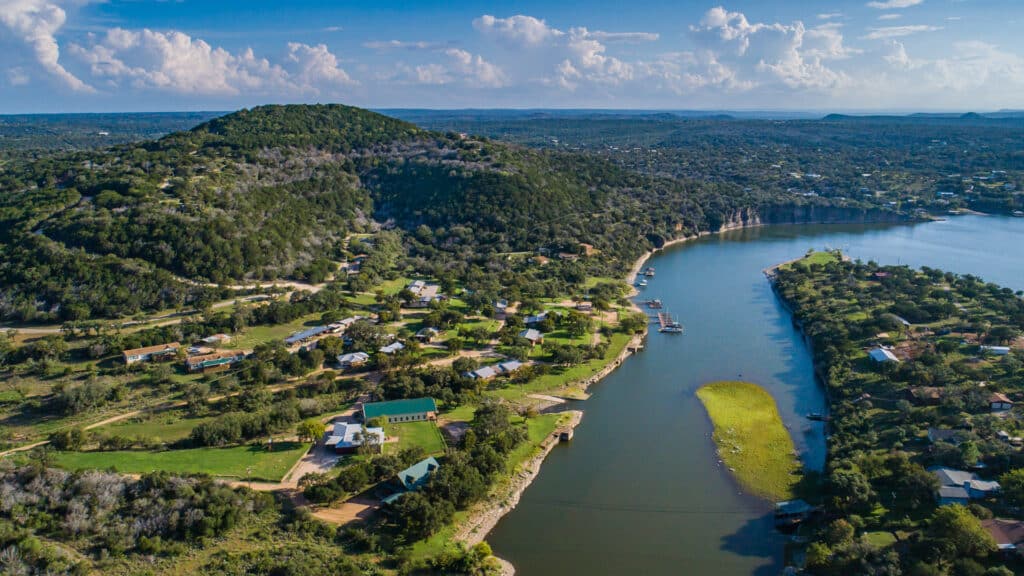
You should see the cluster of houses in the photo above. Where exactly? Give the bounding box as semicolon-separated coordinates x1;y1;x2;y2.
405;280;444;308
122;335;249;374
465;359;525;380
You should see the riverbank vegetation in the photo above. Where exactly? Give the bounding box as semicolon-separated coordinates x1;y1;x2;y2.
696;381;801;501
772;251;1024;575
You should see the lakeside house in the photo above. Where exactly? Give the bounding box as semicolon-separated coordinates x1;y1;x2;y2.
519;328;544;346
337;351;370;370
382;457;440;505
323;422;384;454
362;397;437;423
774;499;817;528
184;350;247;373
123;342;180;365
868;347;900;363
929;466;1001;505
379;341;405;355
990;392;1014;412
466;359;525;380
982;519;1024;556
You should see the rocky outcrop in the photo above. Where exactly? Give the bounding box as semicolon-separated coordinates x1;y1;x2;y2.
754;204;912;226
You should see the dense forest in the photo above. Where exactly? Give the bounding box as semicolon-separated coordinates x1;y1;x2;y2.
0;104;855;323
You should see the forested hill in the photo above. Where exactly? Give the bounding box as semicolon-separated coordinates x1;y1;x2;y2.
0;104;858;323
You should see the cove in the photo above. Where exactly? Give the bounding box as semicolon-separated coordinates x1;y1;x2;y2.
486;215;1024;576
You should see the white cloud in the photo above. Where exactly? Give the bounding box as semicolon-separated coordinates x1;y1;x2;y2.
817;13;843;20
70;28;354;96
444;48;508;87
866;0;924;9
323;26;343;32
362;40;448;51
863;24;942;40
878;13;902;20
0;0;92;91
473;14;563;46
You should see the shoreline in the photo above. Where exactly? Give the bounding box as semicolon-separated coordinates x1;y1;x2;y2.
455;410;584;574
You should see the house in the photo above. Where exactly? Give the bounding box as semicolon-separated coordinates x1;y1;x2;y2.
524;311;549;326
990;392;1014;412
981;519;1024;556
981;345;1012;356
774;499;817;528
909;387;945;405
337;351;370;370
284;325;329;346
123;342;180;365
323;422;384;454
519;329;544;346
497;360;524;374
362;397;437;423
185;350;247;373
467;365;499;380
576;302;593;312
405;281;442;308
927;428;963;445
494;299;509;316
868;347;900;363
379;341;405;355
396;457;440;491
929;466;1001;504
415;327;440;342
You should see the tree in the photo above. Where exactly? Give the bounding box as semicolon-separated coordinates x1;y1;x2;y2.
49;428;88;450
928;504;996;560
999;468;1024;508
296;419;326;443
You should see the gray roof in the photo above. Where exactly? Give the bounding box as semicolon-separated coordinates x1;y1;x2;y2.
285;325;329;344
930;466;976;487
337;351;370;364
379;341;405;354
470;365;499;379
938;485;970;500
519;328;542;341
498;360;524;373
868;348;899;363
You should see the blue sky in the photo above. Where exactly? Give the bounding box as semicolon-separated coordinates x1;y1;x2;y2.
1;0;1021;113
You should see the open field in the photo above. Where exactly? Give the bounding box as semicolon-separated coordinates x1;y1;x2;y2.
696;381;800;501
51;442;310;481
385;420;446;455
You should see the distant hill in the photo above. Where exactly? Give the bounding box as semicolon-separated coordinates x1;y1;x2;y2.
0;111;226;152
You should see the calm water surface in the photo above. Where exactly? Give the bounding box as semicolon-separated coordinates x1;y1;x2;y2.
488;215;1024;576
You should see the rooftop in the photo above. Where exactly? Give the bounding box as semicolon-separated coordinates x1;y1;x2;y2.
363;397;437;420
397;456;440;491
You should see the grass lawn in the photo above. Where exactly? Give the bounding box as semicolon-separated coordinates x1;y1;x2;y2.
794;250;840;268
231;313;324;349
385;421;446;455
439;404;477;423
51;442;310;482
96;411;215;443
863;531;898;548
696;381;800;502
505;414;562;473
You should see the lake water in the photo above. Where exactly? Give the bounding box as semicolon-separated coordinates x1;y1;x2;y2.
487;215;1024;576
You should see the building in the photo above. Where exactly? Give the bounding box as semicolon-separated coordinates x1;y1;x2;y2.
929;466;1001;504
284;325;330;346
981;345;1012;356
774;499;817;528
396;456;440;491
337;351;370;370
494;299;509;316
405;280;442;308
379;341;405;355
981;519;1024;556
123;342;180;365
927;428;963;445
497;360;524;374
185;350;247;373
990;392;1014;412
524;311;549;326
576;302;593;312
323;422;384;454
519;329;544;346
415;327;440;342
868;347;900;363
467;365;499;380
362;397;437;423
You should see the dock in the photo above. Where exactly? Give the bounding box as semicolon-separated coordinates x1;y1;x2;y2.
657;312;684;333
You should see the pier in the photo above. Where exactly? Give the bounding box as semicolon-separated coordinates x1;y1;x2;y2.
657;312;684;333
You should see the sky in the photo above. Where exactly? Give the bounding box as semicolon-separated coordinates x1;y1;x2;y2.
0;0;1022;113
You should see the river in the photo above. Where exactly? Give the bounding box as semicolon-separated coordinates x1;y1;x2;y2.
487;215;1024;576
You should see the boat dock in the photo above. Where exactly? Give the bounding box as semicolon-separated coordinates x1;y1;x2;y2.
657;312;684;333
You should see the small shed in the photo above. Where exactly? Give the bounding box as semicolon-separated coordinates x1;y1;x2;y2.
990;392;1014;412
868;347;900;363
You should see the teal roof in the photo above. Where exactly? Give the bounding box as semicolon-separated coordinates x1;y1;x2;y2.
397;457;440;491
363;397;437;419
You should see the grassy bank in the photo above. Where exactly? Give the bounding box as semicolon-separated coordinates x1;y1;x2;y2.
51;442;310;482
696;381;800;501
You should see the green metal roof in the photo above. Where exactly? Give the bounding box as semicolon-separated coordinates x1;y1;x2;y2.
397;457;440;490
362;397;437;420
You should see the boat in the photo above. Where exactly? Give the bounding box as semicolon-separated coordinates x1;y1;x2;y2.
635;278;648;287
645;299;663;309
806;413;831;422
644;267;656;277
660;322;684;334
